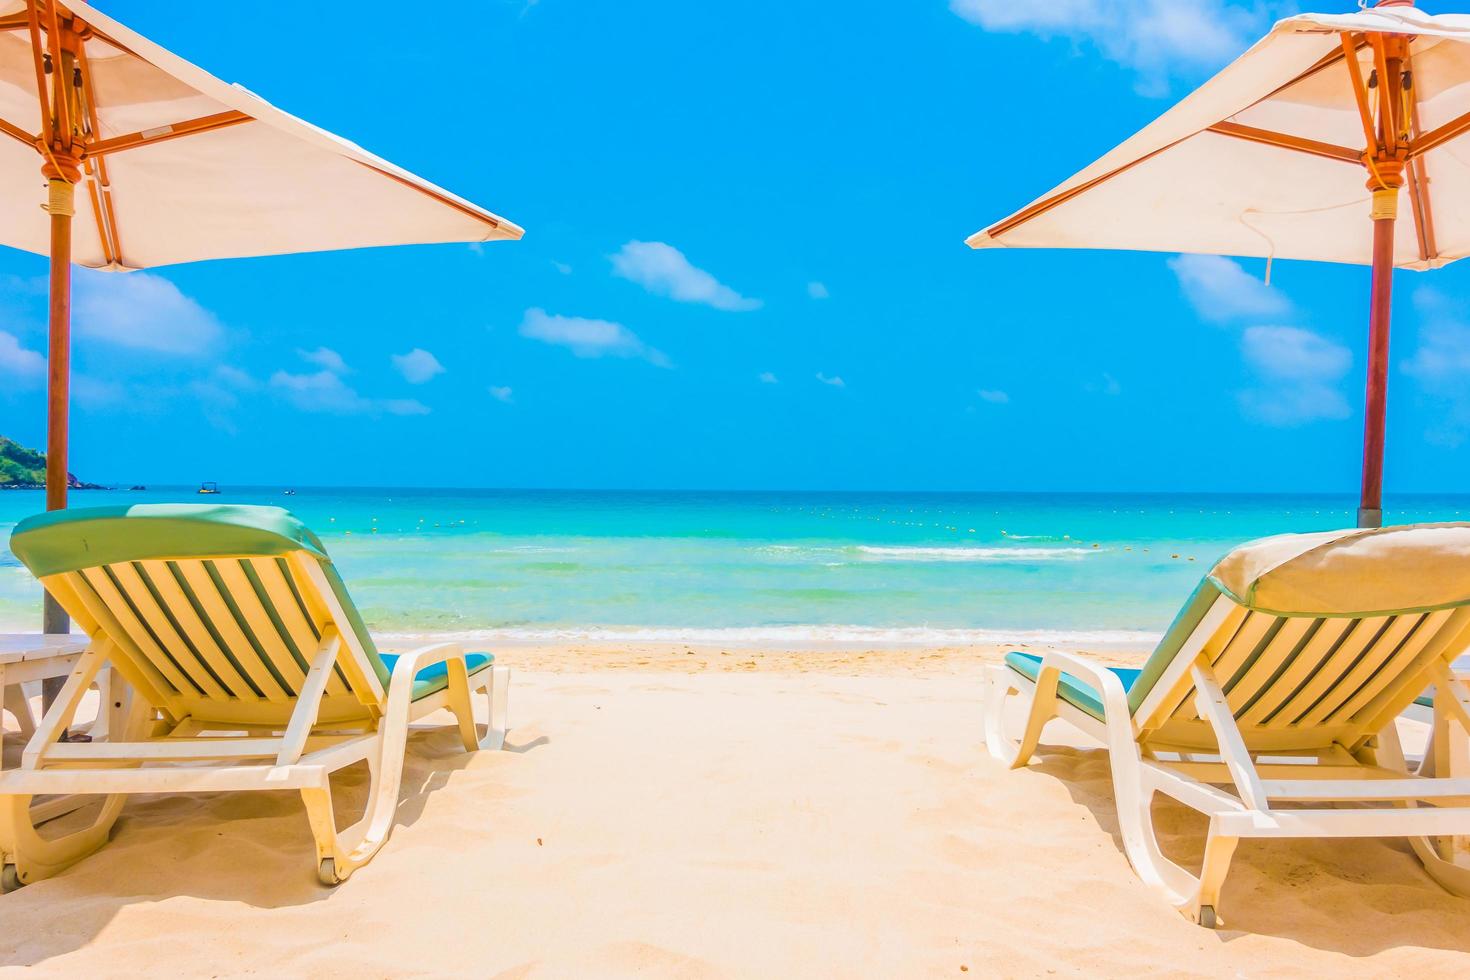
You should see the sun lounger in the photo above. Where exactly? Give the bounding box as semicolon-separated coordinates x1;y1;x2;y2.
984;523;1470;927
0;504;509;891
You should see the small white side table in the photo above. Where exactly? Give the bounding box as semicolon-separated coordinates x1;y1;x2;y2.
0;633;89;754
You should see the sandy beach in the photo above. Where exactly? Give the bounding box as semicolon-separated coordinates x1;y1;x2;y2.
2;641;1467;978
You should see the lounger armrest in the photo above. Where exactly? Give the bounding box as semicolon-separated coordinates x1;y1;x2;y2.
384;642;469;691
1035;650;1134;723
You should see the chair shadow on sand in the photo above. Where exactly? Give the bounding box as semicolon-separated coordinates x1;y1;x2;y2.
1021;742;1470;956
0;719;547;968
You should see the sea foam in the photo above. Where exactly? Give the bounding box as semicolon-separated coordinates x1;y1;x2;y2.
374;624;1159;650
855;545;1094;562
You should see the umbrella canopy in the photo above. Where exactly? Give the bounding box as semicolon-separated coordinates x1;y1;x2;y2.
967;1;1470;527
0;1;522;638
0;0;522;269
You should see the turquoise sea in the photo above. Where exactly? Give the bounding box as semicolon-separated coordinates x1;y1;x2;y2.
4;488;1469;645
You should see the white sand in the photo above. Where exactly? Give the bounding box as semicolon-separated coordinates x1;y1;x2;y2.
2;644;1469;977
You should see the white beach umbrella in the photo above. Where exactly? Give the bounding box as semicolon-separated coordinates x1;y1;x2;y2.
0;1;523;633
968;0;1468;528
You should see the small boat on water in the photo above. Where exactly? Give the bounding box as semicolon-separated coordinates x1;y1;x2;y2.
197;481;220;495
283;489;296;496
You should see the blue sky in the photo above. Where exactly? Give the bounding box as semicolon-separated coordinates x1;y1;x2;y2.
2;0;1469;493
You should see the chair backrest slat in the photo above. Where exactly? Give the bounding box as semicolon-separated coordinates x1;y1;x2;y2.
1291;614;1417;728
1175;611;1275;723
247;557;349;697
1222;615;1317;713
209;559;310;694
1236;617;1353;726
1259;615;1391;728
1318;610;1450;726
78;566;210;699
106;561;233;700
135;559;262;701
172;560;293;702
288;552;386;709
58;569;180;712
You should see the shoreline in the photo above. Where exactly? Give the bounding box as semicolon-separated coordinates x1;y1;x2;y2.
371;633;1161;677
0;619;1161;665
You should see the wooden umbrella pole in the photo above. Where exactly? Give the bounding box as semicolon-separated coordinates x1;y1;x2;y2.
36;3;85;642
1356;22;1412;529
1359;199;1395;530
41;175;74;635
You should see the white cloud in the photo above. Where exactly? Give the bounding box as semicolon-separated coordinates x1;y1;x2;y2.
270;370;430;417
1237;325;1351;426
807;281;829;300
1404;324;1470;391
950;0;1271;94
0;331;44;384
1085;373;1122;396
977;388;1010;404
1168;254;1290;323
1404;288;1470;445
189;365;260;431
759;371;779;384
611;241;761;312
190;365;258;408
297;347;348;374
518;307;670;367
392;348;446;384
552;261;572;276
816;372;846;388
73;269;224;355
489;385;514;403
72;375;126;408
271;370;369;414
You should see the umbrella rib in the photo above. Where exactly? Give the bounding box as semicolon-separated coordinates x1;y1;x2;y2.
350;158;504;231
86;110;252;158
1341;33;1380;157
1408;110;1470;161
1206;123;1360;166
76;37;120;267
1370;36;1399;158
1405;67;1437;265
0;114;35;148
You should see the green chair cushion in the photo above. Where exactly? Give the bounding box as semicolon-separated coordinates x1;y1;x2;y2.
1123;580;1225;715
381;652;494;700
1004;652;1141;722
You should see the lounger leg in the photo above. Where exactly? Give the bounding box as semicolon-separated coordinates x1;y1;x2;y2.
1190;824;1239;928
982;665;1057;770
1105;759;1204;919
305;716;412;885
484;666;510;752
445;659;479;753
2;684;35;742
0;691;150;892
1378;720;1470;894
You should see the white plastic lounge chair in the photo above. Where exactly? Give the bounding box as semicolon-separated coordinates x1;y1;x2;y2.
984;523;1470;928
0;504;509;891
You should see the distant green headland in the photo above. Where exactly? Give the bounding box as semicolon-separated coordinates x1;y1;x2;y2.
0;435;103;490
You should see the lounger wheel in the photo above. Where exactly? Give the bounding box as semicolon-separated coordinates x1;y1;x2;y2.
1197;905;1217;929
317;857;340;887
1;864;22;894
